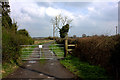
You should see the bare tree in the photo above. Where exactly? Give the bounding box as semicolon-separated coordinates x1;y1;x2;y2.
51;14;73;37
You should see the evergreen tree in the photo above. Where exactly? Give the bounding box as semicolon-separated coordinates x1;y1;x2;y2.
1;2;12;28
59;24;69;38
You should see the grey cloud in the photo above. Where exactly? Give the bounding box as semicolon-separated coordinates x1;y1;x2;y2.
17;12;52;37
36;2;51;7
51;2;91;8
10;1;117;37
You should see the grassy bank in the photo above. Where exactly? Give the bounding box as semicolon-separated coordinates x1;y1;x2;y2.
49;43;110;80
2;57;22;78
54;35;120;79
60;55;109;80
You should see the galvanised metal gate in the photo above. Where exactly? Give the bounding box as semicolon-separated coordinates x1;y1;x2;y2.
20;43;64;60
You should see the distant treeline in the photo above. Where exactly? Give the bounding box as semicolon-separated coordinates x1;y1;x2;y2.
1;2;34;63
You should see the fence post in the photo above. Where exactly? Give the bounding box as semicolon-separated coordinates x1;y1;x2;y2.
64;38;68;57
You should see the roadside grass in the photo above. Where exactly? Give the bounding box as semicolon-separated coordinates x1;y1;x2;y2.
2;62;18;78
2;40;53;78
0;64;2;79
49;43;64;58
60;55;109;80
2;57;22;78
2;45;36;78
50;43;109;80
39;59;46;64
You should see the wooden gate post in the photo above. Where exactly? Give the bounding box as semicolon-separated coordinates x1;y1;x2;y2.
64;38;68;57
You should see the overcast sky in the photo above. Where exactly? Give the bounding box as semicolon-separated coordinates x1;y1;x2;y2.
9;0;118;37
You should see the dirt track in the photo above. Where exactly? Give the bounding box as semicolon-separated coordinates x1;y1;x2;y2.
2;42;76;80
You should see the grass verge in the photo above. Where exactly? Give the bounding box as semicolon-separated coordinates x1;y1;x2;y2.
60;55;109;80
49;43;109;80
2;57;22;78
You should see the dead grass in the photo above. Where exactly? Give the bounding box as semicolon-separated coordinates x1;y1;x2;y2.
34;40;54;44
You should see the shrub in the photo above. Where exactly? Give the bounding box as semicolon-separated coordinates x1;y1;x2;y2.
110;35;120;80
1;1;34;65
2;27;34;63
56;38;77;44
73;35;120;79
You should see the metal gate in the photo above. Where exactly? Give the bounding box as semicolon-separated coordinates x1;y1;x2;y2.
20;43;64;60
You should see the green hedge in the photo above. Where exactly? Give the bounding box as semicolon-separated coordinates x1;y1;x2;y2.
73;35;120;80
2;27;34;63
